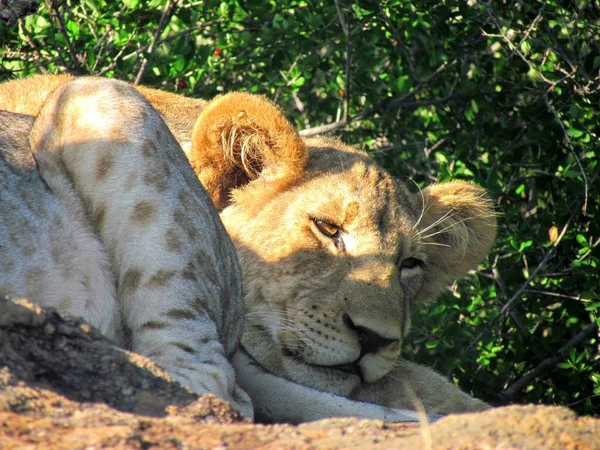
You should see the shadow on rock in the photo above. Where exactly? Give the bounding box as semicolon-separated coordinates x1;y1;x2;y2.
0;296;243;422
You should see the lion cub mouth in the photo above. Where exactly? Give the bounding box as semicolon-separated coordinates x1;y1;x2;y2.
319;361;362;378
283;348;363;379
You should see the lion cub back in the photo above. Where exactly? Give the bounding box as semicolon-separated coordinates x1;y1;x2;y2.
0;76;252;417
0;110;119;338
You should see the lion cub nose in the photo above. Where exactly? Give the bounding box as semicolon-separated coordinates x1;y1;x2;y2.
343;314;398;357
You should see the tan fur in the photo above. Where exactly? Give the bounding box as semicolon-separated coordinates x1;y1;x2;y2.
0;75;496;423
190;92;306;209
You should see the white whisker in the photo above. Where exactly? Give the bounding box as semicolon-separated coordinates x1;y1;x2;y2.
407;177;428;231
416;241;452;248
419;215;474;241
416;209;457;236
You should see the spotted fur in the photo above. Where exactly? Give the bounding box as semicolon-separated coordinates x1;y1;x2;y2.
0;78;251;417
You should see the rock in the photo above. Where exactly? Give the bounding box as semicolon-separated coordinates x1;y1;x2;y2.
1;297;598;449
0;0;39;26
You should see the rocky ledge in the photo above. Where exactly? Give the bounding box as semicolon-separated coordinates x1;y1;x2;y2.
1;297;598;449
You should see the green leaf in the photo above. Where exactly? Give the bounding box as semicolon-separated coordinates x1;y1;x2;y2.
35;15;49;28
395;75;409;92
434;152;448;164
425;340;440;349
65;20;79;36
518;240;533;252
431;304;447;315
576;234;588;247
567;128;584;138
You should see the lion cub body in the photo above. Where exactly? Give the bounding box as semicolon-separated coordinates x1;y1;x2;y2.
0;78;250;416
0;75;495;423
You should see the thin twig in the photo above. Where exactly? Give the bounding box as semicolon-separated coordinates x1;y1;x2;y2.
467;218;571;350
299;60;455;137
375;0;416;80
502;321;599;399
508;6;544;61
543;95;589;215
524;289;588;302
133;0;181;85
16;17;50;73
424;135;448;158
299;93;452;137
46;0;85;73
489;265;542;354
274;58;304;104
334;0;350;125
479;2;555;86
122;23;213;62
97;32;136;76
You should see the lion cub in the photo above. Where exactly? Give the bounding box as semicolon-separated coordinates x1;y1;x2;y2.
0;75;495;423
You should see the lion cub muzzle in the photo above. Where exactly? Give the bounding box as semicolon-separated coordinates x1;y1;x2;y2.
343;314;398;359
326;313;397;380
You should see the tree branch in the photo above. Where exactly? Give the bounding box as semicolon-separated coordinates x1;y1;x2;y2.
543;95;589;215
133;0;181;85
502;321;599;399
375;0;416;80
299;60;455;137
299;94;453;137
467;217;572;350
97;32;136;76
524;289;588;302
334;0;350;125
15;17;50;73
122;23;214;62
46;0;85;73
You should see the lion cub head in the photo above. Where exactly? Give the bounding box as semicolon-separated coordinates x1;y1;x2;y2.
187;93;496;396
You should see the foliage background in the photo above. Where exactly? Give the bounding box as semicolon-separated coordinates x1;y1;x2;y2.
1;0;599;415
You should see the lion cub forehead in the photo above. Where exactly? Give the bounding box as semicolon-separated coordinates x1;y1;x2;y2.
303;143;418;233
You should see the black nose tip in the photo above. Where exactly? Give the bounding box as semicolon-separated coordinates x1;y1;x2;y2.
343;314;398;358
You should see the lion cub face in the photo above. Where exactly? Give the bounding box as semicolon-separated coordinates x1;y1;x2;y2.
222;145;425;394
189;93;496;396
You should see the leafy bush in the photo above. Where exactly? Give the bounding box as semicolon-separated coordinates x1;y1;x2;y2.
2;0;598;415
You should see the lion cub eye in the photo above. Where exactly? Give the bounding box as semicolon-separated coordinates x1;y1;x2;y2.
400;257;424;270
314;219;340;239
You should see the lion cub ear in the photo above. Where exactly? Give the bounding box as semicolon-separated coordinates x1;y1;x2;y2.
189;92;307;210
414;181;497;304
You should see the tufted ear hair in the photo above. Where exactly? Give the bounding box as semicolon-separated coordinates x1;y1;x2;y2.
189;92;307;210
413;181;497;304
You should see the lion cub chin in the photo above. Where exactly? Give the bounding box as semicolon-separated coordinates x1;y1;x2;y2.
0;74;496;424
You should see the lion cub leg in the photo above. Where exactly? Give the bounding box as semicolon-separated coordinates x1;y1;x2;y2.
351;359;489;415
29;78;251;417
232;350;425;424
